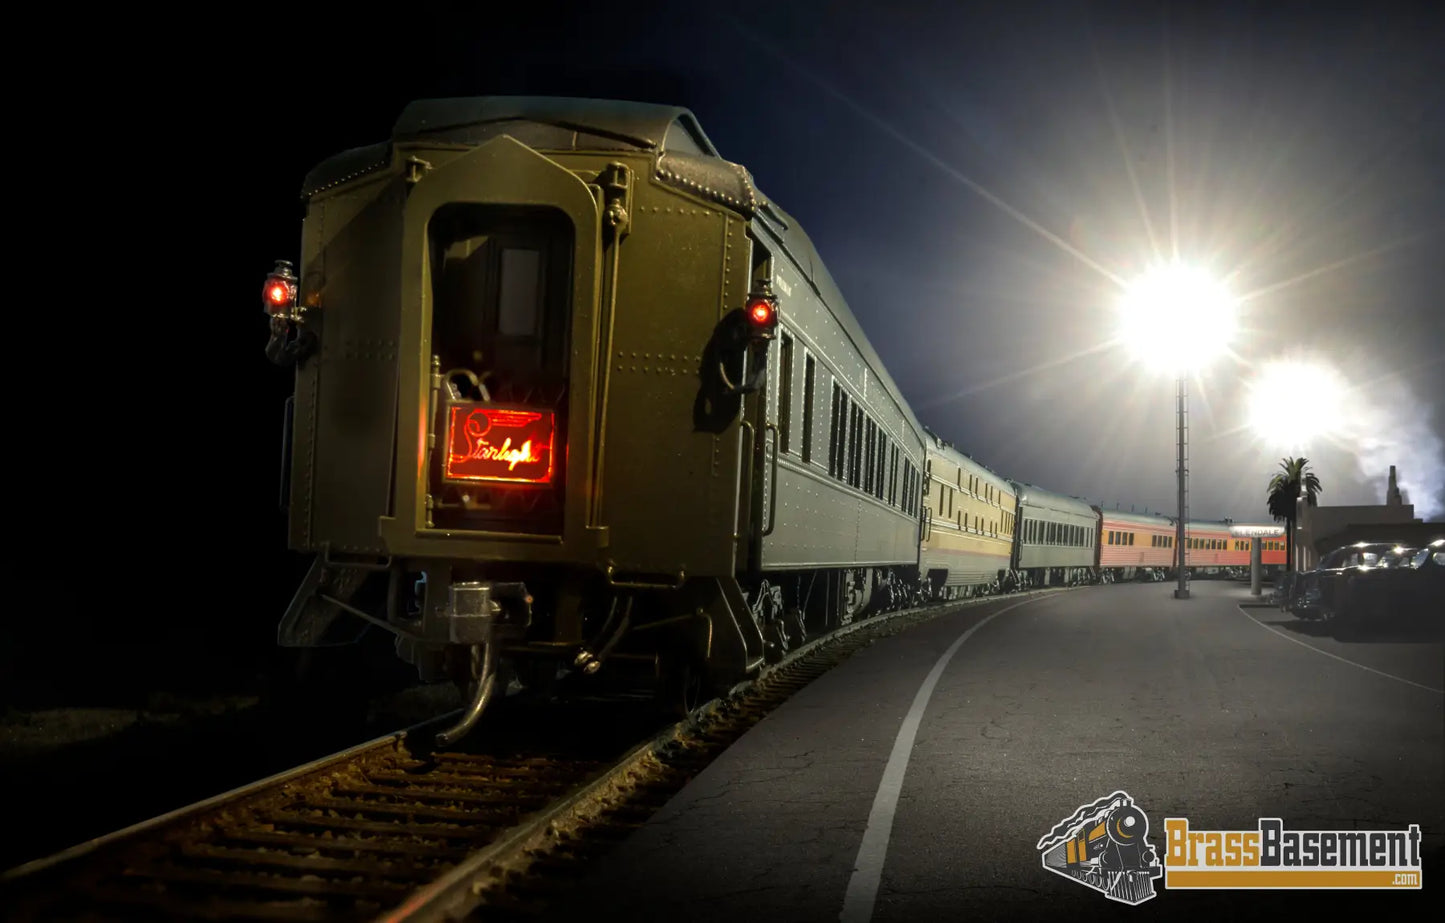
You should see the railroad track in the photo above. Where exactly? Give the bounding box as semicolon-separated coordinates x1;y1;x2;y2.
2;587;1070;923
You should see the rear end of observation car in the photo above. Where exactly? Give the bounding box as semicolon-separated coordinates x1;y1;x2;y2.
262;97;805;742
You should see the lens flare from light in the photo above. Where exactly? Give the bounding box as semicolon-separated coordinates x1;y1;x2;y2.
1116;262;1237;375
1246;358;1349;451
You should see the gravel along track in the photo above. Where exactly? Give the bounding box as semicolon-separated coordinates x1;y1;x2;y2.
2;588;1067;923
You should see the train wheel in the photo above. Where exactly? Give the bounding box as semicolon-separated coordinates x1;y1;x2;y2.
762;620;789;664
657;651;707;718
786;607;808;646
840;569;868;625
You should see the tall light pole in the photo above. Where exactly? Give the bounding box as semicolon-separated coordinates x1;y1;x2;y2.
1296;485;1309;573
1175;375;1189;599
1115;261;1236;602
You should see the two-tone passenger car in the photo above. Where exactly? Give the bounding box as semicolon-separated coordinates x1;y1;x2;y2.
1097;516;1287;577
1178;520;1238;573
1200;524;1287;571
1252;535;1288;569
919;430;1017;598
1097;509;1176;581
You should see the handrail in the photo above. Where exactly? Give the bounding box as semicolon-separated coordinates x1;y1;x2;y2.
762;422;780;537
738;419;756;540
604;564;687;590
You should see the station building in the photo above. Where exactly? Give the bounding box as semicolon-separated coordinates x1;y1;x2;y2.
1295;465;1440;569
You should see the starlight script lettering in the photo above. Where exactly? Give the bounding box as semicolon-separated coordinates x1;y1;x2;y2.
444;406;554;483
466;436;539;470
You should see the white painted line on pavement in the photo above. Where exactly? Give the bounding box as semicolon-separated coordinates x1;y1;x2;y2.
840;596;1045;923
1236;605;1444;695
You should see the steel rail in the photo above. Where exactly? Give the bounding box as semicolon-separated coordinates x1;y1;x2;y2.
4;584;1075;923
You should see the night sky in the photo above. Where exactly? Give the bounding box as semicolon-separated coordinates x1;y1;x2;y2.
25;0;1439;689
214;0;1442;525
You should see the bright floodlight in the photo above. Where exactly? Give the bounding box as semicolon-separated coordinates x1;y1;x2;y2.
1116;262;1237;374
1246;358;1348;450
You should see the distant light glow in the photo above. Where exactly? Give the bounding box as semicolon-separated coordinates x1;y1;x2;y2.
1242;356;1445;519
1245;358;1348;451
1116;263;1237;375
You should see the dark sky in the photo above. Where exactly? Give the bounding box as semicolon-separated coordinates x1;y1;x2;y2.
197;0;1440;525
54;0;1441;653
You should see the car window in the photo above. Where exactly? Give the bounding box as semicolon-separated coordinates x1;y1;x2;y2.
1411;548;1431;568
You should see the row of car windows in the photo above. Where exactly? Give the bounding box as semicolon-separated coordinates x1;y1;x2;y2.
939;469;1006;508
1088;532;1284;551
771;333;1303;552
1107;532;1177;548
775;333;922;517
1022;519;1092;547
932;481;1015;538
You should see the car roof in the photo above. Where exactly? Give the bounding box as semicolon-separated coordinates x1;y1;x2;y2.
1321;542;1399;562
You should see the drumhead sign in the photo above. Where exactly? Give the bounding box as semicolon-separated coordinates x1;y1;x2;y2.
1229;525;1285;538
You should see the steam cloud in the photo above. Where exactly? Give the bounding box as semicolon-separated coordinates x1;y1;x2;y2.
1346;380;1445;520
1249;358;1444;521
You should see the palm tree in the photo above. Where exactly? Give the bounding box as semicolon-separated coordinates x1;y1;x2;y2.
1266;457;1323;571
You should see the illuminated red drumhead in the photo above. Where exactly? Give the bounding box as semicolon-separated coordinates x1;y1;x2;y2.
444;405;555;485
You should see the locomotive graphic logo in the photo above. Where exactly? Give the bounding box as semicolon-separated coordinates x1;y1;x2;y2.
1037;791;1163;905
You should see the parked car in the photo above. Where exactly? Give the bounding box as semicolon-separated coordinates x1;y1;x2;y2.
1287;543;1395;621
1328;539;1445;640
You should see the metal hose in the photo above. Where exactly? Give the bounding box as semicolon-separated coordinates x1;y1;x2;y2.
435;643;498;749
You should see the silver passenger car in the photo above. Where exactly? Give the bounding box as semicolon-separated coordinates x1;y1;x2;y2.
1010;483;1099;587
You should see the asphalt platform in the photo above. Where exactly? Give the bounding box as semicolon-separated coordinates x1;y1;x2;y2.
549;580;1444;922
